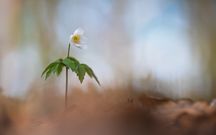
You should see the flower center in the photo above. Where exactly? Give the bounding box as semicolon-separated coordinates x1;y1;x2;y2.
72;34;81;44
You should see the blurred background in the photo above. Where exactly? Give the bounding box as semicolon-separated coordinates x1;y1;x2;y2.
0;0;216;100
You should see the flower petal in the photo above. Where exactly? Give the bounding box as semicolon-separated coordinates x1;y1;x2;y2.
74;43;87;49
73;27;84;35
69;34;74;45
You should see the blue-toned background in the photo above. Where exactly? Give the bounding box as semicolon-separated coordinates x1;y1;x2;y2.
0;0;215;99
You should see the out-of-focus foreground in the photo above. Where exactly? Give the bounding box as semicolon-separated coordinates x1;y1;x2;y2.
1;86;216;135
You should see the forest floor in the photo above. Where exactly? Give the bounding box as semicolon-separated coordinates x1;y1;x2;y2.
1;87;216;135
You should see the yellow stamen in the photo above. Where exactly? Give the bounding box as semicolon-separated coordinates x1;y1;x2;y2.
72;34;81;44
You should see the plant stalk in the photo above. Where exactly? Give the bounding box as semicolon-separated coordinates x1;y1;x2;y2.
65;43;71;109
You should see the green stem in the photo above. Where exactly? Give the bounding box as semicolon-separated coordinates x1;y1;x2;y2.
67;43;71;57
65;43;71;109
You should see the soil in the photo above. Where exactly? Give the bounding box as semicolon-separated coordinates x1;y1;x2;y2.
1;89;216;135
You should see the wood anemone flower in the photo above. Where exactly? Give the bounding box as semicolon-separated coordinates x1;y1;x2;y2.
41;28;100;109
69;28;86;49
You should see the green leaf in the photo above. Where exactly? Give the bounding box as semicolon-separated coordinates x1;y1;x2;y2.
41;59;64;79
45;67;53;79
77;64;86;83
44;63;57;79
62;57;79;72
41;62;57;77
55;63;64;76
68;56;79;64
81;64;100;85
41;57;100;86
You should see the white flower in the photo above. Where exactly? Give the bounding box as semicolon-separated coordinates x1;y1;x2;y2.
69;28;86;49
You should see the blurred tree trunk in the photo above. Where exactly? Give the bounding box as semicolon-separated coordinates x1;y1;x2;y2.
184;0;216;98
30;0;59;65
17;0;59;65
107;0;133;88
